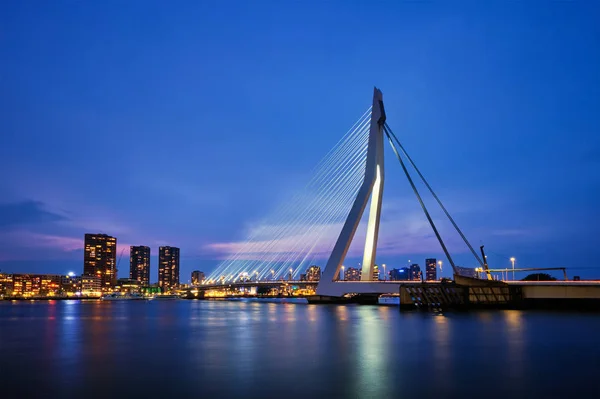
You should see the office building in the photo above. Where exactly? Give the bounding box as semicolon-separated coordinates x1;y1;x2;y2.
158;246;180;291
306;265;321;281
389;267;410;281
83;233;117;291
130;246;151;285
373;265;380;281
426;258;437;281
191;270;205;285
345;267;361;281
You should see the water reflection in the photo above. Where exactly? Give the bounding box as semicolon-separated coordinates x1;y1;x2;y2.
354;306;390;398
1;301;599;398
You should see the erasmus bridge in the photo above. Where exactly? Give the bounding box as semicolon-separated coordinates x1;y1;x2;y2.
199;88;600;307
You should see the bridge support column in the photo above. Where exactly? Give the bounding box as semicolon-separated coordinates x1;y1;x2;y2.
317;88;386;296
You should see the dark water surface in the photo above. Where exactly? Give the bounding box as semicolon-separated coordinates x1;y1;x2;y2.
1;299;599;398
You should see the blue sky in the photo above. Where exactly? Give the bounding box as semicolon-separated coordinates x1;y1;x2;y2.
1;1;599;282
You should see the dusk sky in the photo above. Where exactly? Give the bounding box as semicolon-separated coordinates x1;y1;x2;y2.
1;1;599;282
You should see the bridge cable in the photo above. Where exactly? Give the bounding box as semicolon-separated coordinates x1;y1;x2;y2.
384;123;485;268
208;109;371;282
383;125;459;275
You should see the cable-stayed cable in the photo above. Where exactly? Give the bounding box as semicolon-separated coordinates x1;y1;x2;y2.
384;123;484;268
207;109;370;282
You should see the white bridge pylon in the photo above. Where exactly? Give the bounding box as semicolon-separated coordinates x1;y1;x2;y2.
316;87;391;296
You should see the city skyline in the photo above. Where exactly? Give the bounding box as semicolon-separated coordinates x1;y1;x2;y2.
1;2;599;281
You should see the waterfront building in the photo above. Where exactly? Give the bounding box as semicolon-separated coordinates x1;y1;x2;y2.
425;258;437;281
60;275;81;294
158;246;180;291
115;278;142;293
83;233;117;291
9;274;62;297
345;267;361;281
306;265;321;281
0;273;13;296
373;264;380;280
81;274;102;296
130;246;151;285
410;264;422;281
191;270;205;285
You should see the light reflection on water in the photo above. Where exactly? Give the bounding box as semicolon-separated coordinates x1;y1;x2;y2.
1;300;599;398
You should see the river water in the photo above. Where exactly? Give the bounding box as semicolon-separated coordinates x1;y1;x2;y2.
0;299;598;398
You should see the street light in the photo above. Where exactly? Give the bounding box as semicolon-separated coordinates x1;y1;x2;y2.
382;264;386;281
510;257;516;281
271;269;275;281
341;265;345;281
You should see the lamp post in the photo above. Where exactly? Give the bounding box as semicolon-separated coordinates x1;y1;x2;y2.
382;264;386;281
341;265;345;281
438;260;443;277
271;269;275;281
510;257;516;281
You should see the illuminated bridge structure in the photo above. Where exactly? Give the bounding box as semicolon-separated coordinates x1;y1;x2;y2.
203;88;600;305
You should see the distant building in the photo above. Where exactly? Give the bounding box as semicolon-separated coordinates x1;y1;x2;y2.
83;233;117;291
130;246;151;286
1;273;81;297
306;266;321;281
0;273;13;296
410;264;422;281
191;270;205;285
425;258;437;281
299;273;307;282
373;265;380;281
158;246;180;291
389;267;410;281
345;267;361;281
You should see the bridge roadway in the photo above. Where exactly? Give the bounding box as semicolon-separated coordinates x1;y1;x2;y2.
192;281;318;291
190;280;600;307
190;280;436;293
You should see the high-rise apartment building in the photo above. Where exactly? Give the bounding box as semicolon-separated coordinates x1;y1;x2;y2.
158;246;180;291
425;258;437;281
83;234;117;291
130;246;151;285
